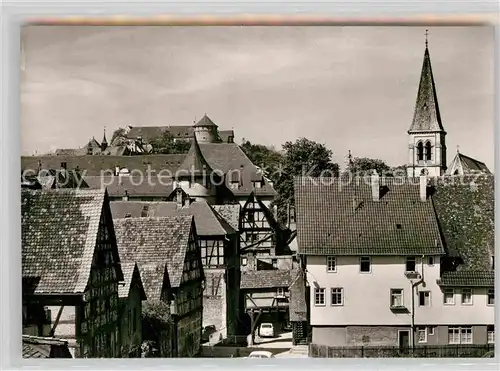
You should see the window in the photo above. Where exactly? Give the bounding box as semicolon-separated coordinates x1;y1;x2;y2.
461;288;473;305
417;327;427;343
487;326;494;344
428;326;435;336
419;291;431;306
331;288;344;306
390;289;404;308
417;142;424;161
448;326;472;344
425;141;432;161
276;288;285;298
241;257;247;266
327;256;337;272
360;257;371;273
247;211;255;223
443;288;455;305
314;288;325;306
406;256;416;272
428;256;434;266
487;289;494;305
228;136;234;143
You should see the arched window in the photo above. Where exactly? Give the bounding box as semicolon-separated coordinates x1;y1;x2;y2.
425;141;432;161
417;142;424;161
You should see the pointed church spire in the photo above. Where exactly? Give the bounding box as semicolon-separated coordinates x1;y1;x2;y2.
408;31;446;134
101;127;108;151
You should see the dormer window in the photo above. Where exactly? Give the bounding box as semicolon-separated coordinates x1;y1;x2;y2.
228;136;234;143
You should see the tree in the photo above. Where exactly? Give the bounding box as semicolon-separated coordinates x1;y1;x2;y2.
240;139;284;173
345;157;391;177
150;132;191;154
141;300;173;358
272;138;339;223
110;127;126;145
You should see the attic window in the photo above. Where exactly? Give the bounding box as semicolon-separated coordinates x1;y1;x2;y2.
396;224;402;230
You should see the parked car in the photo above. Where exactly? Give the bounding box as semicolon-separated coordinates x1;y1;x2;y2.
201;325;217;343
259;323;275;338
247;351;275;358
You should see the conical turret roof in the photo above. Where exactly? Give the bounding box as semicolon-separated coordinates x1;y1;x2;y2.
194;114;218;128
176;135;213;176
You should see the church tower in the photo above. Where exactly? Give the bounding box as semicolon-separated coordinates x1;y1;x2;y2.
407;31;447;178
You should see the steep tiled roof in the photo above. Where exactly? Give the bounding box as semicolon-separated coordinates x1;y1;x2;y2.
83;175;174;198
137;262;170;301
126;126;178;142
22;188;117;294
114;216;193;287
21;154;185;176
429;175;494;271
199;143;277;197
176;136;214;176
408;47;445;133
446;153;491;175
194;115;218;128
289;269;307;322
110;200;236;236
118;262;147;300
212;204;241;232
294;177;444;256
22;335;72;358
437;271;494;287
240;270;292;289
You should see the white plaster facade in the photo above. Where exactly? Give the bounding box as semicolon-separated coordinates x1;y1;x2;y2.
306;255;494;345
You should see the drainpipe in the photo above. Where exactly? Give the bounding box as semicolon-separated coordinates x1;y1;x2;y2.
410;256;425;353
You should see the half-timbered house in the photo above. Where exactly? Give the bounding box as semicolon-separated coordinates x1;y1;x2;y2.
22;188;124;358
114;215;204;357
239;192;295;257
117;262;147;357
110;194;241;340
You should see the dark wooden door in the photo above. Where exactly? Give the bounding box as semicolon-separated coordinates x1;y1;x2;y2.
398;330;410;353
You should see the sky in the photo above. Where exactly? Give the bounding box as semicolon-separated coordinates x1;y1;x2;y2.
21;25;495;170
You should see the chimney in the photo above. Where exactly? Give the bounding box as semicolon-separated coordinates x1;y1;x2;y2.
176;187;183;208
420;174;427;202
371;171;380;201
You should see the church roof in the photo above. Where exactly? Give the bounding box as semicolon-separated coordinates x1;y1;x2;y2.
194;114;218;128
446;152;491;175
176;135;214;176
408;46;445;133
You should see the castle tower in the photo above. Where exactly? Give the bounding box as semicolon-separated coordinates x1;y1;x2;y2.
175;134;219;203
193;114;219;143
407;31;447;178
